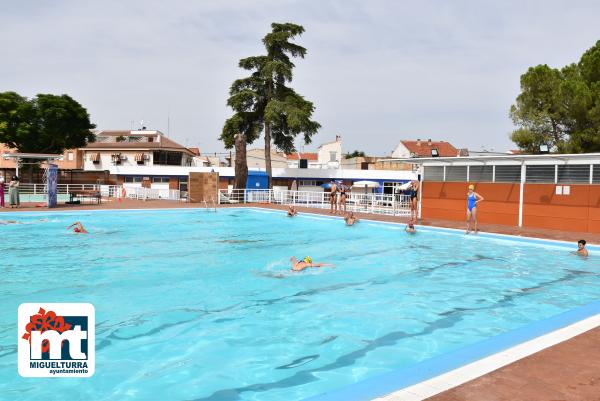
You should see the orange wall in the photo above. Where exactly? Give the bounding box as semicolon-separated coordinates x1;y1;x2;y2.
421;181;600;233
522;184;599;233
422;182;520;225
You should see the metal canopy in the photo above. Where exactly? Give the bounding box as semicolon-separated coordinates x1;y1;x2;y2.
2;152;63;177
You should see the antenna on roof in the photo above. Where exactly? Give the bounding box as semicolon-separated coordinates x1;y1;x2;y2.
167;105;171;136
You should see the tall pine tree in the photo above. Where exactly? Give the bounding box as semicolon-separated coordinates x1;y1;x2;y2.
221;23;320;188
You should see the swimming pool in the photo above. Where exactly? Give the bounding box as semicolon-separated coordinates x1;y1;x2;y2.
0;208;598;401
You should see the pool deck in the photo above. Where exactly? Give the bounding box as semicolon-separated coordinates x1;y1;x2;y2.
425;326;600;401
2;199;599;401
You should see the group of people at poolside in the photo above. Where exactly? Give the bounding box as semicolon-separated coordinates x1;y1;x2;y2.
0;175;21;208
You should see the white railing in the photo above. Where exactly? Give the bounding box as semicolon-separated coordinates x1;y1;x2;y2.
12;183;182;202
125;187;181;201
15;183;111;195
219;189;411;216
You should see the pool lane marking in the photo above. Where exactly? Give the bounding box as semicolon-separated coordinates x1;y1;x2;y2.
302;300;600;401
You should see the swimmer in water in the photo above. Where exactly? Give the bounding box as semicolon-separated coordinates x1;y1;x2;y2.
344;212;359;226
576;239;588;257
287;205;298;217
405;221;416;234
290;256;334;272
0;220;19;225
67;221;88;234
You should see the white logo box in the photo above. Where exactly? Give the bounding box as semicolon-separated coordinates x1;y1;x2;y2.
18;303;95;378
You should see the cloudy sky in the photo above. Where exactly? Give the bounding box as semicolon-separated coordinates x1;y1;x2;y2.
2;1;599;155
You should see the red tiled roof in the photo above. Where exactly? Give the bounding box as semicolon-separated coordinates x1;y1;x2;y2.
286;152;318;160
401;140;458;157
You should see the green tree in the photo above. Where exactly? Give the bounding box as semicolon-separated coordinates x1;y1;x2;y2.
345;150;366;159
221;23;320;188
510;40;600;153
0;91;96;153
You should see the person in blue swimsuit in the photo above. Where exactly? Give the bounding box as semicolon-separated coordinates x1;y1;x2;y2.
466;184;484;234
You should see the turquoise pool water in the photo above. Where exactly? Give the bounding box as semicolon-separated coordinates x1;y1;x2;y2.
0;208;598;401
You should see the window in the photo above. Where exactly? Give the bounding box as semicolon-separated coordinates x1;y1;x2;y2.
383;182;406;195
179;178;188;192
431;148;439;157
329;151;337;162
67;152;74;161
152;177;170;183
469;166;493;182
153;151;182;166
445;166;468;182
594;165;600;184
127;136;142;142
423;166;444;181
123;176;142;183
111;154;122;165
557;165;590;183
495;165;521;183
526;165;556;183
299;180;324;187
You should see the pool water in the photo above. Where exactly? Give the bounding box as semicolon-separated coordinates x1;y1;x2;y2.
0;208;597;401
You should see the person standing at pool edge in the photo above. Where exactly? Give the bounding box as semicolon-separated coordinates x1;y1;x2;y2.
329;180;338;214
8;176;20;208
409;180;419;222
466;184;484;234
0;174;5;208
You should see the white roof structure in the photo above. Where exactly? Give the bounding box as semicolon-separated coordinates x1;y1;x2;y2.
383;153;600;166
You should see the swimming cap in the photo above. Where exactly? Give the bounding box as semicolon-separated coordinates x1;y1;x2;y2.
468;184;475;190
303;256;312;263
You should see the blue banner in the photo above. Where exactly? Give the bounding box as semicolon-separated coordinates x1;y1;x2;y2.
47;164;58;208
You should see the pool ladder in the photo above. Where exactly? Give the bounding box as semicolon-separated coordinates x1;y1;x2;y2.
202;197;217;212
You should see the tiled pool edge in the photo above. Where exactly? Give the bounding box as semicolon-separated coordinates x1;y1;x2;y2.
301;301;600;401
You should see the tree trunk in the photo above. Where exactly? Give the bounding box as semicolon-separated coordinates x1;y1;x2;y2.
264;122;272;189
234;133;248;190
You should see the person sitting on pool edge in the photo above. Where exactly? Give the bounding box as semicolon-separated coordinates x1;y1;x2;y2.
67;221;88;234
576;239;588;257
344;212;359;226
405;221;416;234
290;256;334;272
287;205;298;217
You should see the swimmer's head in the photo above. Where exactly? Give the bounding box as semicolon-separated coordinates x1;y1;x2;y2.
468;184;474;191
303;256;312;263
578;239;586;249
408;223;414;229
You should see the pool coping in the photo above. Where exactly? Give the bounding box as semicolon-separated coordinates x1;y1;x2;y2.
4;205;599;401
